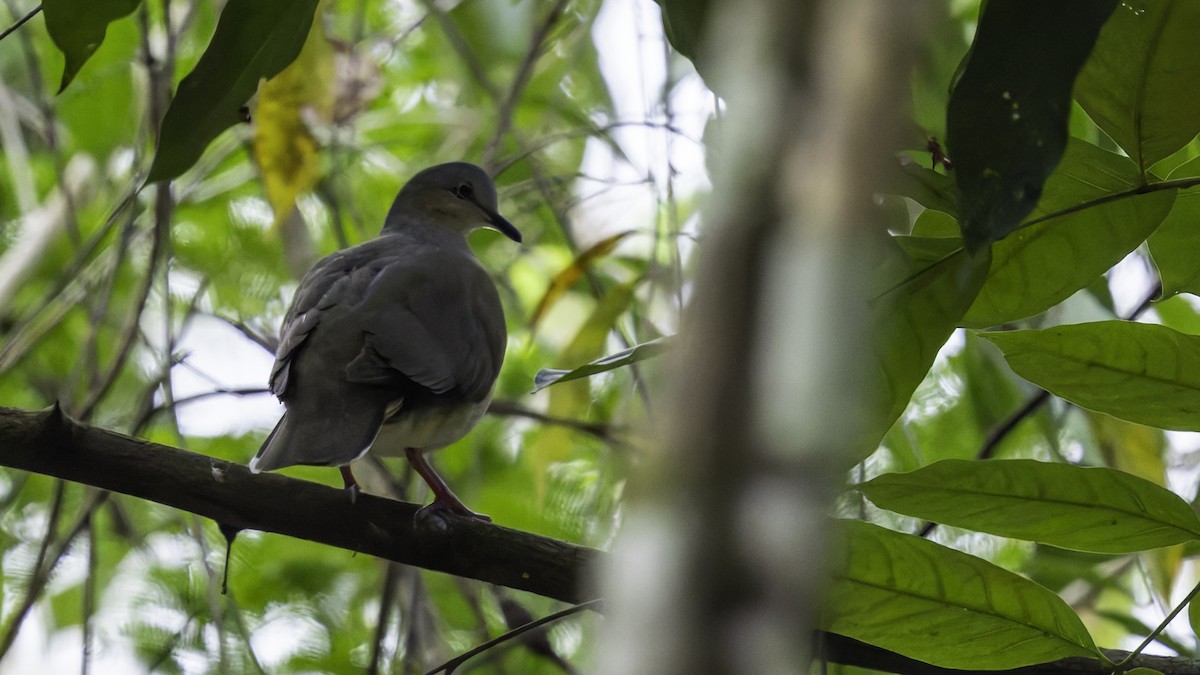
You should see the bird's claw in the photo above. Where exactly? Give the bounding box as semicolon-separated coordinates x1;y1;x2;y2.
414;499;491;530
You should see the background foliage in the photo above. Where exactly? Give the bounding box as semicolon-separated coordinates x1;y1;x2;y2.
2;0;1200;673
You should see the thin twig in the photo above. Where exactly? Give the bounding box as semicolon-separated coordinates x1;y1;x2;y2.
81;509;97;675
367;562;400;675
0;3;39;43
424;599;602;675
487;400;620;443
482;0;567;169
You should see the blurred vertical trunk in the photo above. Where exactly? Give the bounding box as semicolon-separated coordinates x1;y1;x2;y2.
598;1;928;672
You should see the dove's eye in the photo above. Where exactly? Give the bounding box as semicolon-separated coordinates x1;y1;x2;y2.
453;183;475;200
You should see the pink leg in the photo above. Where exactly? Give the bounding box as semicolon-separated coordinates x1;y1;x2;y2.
340;465;359;503
405;447;490;522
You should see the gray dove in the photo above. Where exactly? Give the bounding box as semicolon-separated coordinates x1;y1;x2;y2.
250;162;520;521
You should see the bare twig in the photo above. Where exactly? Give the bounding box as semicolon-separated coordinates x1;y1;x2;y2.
424;599;601;675
487;400;620;443
0;2;39;43
482;0;568;169
367;562;401;675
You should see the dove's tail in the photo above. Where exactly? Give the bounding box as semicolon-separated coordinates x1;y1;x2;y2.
250;399;386;472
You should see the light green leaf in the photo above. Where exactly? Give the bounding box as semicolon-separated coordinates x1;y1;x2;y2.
42;0;140;92
980;321;1200;431
860;459;1200;553
890;161;959;218
1075;0;1200;171
823;520;1099;670
147;0;321;183
1148;155;1200;297
947;0;1115;251
870;237;988;446
963;141;1176;327
1154;295;1200;336
533;337;669;392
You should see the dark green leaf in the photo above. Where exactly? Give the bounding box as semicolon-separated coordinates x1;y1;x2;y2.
947;0;1116;252
861;459;1200;553
962;140;1175;327
980;321;1200;431
147;0;320;183
42;0;141;92
823;520;1099;670
653;0;710;68
533;337;669;392
1075;0;1200;171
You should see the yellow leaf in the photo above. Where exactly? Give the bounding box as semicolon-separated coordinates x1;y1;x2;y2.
252;7;334;230
529;231;634;333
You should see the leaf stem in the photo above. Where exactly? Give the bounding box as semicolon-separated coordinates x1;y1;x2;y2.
1113;578;1200;669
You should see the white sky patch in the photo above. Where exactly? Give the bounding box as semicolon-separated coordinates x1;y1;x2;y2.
576;0;712;248
170;313;281;436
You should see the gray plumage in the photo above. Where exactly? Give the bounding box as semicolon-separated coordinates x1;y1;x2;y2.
250;162;520;518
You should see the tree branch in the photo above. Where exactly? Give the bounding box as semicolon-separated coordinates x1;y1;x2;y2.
0;405;601;605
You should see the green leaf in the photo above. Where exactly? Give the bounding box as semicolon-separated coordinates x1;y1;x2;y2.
1154;295;1200;336
1075;0;1200;172
823;520;1099;670
147;0;321;183
947;0;1116;252
980;321;1200;431
870;237;988;445
1148;156;1200;297
42;0;141;92
962;140;1175;327
533;337;669;392
889;160;960;219
860;459;1200;553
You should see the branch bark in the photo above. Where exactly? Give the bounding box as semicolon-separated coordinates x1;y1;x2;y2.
0;405;600;605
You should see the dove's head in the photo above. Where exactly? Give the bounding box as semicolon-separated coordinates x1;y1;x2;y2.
384;162;522;243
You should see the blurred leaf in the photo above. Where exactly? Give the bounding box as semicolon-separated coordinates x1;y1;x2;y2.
252;8;334;229
861;459;1200;553
823;520;1099;670
1089;412;1166;485
962;140;1175;327
42;0;140;91
654;0;711;67
947;0;1115;251
1087;410;1180;601
1148;156;1200;297
981;321;1200;430
530;282;637;499
534;336;668;392
1093;610;1190;657
530;231;633;333
147;0;321;182
1075;0;1200;171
